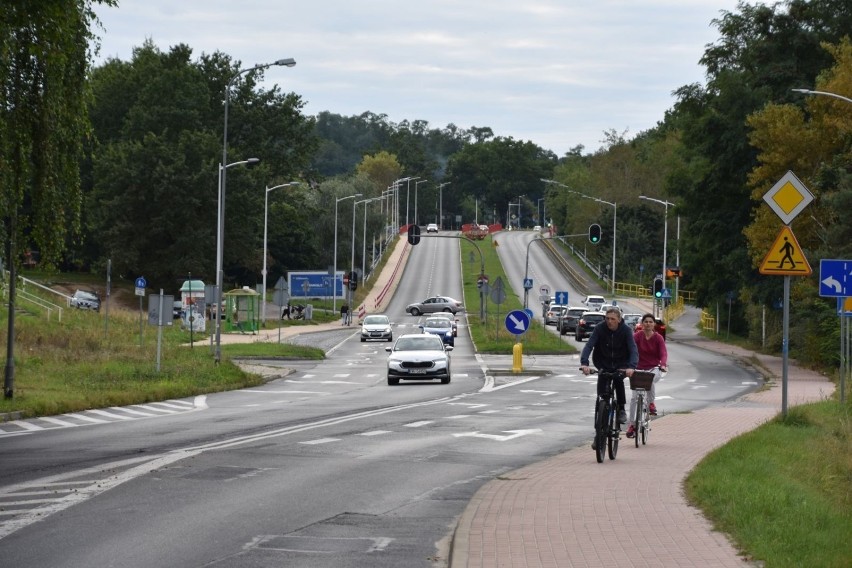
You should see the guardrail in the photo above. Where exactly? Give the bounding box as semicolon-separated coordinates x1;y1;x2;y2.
373;240;410;311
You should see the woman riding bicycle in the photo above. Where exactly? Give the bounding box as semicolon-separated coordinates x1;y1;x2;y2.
579;308;638;441
626;312;668;438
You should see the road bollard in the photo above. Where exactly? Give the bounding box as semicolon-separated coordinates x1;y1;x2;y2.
513;342;523;373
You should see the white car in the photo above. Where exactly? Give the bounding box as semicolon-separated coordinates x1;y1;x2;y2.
583;295;606;311
426;223;439;233
360;314;393;342
386;333;452;385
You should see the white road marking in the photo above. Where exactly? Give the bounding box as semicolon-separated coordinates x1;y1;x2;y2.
519;389;557;396
453;429;542;442
299;438;340;445
38;417;78;428
358;430;391;436
404;421;433;428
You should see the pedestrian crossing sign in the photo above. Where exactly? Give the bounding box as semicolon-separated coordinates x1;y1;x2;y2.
759;225;812;276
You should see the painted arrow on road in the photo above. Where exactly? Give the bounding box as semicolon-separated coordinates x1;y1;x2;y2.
452;429;542;441
520;389;557;396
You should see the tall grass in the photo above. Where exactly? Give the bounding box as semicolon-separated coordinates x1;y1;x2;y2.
685;400;852;567
0;302;321;419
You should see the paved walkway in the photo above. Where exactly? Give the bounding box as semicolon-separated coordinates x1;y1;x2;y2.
449;307;835;567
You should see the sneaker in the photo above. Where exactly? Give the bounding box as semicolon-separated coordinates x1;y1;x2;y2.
626;424;636;438
618;409;628;424
649;403;657;416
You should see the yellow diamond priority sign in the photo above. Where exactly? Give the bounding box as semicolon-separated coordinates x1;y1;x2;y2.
759;225;812;276
763;170;814;225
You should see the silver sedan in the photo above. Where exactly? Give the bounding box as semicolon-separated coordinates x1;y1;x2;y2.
405;295;464;316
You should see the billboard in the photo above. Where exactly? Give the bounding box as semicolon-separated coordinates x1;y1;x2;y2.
289;271;344;299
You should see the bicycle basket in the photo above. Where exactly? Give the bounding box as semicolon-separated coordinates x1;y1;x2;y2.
629;371;655;390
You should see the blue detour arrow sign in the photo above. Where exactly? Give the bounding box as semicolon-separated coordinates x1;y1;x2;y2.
505;310;530;335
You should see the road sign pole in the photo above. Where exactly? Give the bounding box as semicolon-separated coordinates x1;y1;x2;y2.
782;275;790;417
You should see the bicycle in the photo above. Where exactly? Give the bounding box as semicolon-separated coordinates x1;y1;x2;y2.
628;369;657;447
589;368;626;463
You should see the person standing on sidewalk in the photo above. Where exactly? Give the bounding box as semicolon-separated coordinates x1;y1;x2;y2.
340;303;350;326
580;307;638;426
626;312;668;438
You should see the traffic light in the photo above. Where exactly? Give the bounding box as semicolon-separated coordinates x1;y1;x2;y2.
348;271;358;291
653;277;664;298
407;224;421;245
588;223;601;244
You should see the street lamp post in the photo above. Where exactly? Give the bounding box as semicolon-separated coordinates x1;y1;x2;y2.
404;176;419;227
261;181;299;323
360;197;380;280
537;197;545;226
414;179;428;226
639;195;675;311
541;179;617;297
333;193;361;315
215;57;295;364
792;88;852;104
214;158;259;360
437;182;450;229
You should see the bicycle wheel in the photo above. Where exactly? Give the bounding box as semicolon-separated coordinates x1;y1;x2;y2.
641;400;649;445
607;396;619;460
594;399;608;463
634;393;643;448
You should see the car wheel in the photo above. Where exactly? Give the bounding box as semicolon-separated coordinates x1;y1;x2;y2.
441;375;451;384
443;308;453;313
387;335;393;342
361;338;366;342
575;333;583;342
409;308;421;316
387;376;399;385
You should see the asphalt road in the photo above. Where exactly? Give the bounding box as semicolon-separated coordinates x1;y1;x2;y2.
0;232;759;567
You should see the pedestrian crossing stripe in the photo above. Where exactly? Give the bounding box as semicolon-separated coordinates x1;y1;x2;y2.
759;225;812;276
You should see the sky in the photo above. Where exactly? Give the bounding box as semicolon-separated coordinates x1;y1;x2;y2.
92;0;747;156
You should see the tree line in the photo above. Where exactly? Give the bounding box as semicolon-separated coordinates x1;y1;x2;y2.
3;0;851;369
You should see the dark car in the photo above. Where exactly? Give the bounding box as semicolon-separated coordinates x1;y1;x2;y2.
69;290;101;312
557;307;587;335
635;317;667;339
575;311;606;342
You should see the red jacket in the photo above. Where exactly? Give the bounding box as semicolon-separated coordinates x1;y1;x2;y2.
633;330;667;370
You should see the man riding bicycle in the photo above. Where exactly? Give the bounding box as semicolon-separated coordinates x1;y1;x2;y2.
579;308;638;438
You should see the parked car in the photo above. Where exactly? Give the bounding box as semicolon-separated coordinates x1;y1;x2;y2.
557;307;587;335
426;223;439;233
385;333;453;385
583;295;606;311
360;314;393;342
70;290;100;312
544;304;568;325
575;311;606;341
429;311;458;337
419;317;455;346
634;317;667;339
405;295;464;316
173;301;184;319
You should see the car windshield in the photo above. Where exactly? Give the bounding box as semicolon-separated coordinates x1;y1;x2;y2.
395;337;443;351
424;319;450;328
363;316;388;325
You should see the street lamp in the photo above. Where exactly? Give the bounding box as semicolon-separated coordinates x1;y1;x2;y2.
639;195;675;309
537;197;546;226
401;176;419;227
214;158;259;361
333;193;361;314
437;182;450;229
261;181;300;323
414;179;428;226
216;56;295;364
792;88;852;104
542;179;617;297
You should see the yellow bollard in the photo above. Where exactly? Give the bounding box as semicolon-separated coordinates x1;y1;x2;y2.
512;342;523;373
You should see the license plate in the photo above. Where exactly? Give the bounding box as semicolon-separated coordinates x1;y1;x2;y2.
409;368;427;374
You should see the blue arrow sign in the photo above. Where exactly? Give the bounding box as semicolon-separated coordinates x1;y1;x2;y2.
820;259;851;298
523;278;533;290
555;291;569;305
505;310;531;335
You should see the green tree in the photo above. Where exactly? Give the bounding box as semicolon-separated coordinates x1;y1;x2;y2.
1;0;115;397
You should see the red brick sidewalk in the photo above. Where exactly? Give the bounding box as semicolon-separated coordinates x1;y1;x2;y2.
450;339;834;567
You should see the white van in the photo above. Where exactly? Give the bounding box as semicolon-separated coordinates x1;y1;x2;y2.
583;295;606;311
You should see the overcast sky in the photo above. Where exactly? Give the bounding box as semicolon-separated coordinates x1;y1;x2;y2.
92;0;746;156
